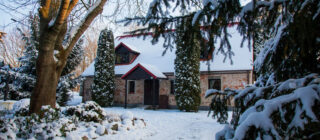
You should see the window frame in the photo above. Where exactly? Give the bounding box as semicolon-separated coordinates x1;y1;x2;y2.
128;80;135;94
208;78;221;90
115;53;130;64
170;80;175;95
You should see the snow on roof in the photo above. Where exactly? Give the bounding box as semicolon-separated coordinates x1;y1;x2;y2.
121;63;166;79
119;42;140;53
139;63;167;79
82;25;253;77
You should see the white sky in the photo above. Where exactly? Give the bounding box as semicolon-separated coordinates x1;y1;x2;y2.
0;0;251;36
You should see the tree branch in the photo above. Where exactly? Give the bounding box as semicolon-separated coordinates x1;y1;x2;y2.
56;0;71;24
39;0;51;19
59;0;107;69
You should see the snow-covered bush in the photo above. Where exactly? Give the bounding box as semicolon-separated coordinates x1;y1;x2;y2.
208;74;320;139
0;101;146;139
64;101;106;123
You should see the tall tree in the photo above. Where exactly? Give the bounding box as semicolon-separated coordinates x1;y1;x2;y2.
174;17;201;112
92;28;115;107
122;0;319;138
29;0;107;114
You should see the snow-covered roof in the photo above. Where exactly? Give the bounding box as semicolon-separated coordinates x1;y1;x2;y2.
82;25;253;77
116;42;140;53
121;63;167;79
139;63;167;79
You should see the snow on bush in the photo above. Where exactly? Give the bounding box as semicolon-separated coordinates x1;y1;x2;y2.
208;74;320;139
64;101;107;123
0;101;146;140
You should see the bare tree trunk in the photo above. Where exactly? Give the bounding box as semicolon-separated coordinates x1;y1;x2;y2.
29;30;61;114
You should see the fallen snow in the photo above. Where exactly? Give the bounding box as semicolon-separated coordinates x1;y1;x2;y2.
67;92;82;106
103;107;229;140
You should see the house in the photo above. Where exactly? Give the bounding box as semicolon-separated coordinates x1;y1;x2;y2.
81;25;253;109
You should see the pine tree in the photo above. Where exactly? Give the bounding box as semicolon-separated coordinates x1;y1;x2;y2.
122;0;320;139
56;36;84;106
92;28;115;107
174;17;201;112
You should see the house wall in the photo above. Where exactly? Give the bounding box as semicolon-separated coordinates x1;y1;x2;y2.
82;76;93;102
83;70;252;108
114;78;144;105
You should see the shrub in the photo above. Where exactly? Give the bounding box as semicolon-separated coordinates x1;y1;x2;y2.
64;101;107;123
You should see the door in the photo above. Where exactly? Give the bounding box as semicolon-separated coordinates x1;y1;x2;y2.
144;79;159;105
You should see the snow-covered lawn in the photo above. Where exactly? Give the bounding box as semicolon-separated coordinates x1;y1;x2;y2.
1;93;227;140
103;107;227;140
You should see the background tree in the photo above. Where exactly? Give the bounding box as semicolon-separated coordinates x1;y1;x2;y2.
92;28;115;107
174;17;201;112
0;28;27;68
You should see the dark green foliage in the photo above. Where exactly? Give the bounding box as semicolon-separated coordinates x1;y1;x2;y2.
64;101;107;123
254;1;320;82
212;74;320;139
174;17;201;112
121;0;319;139
207;94;228;124
92;28;115;107
61;36;84;76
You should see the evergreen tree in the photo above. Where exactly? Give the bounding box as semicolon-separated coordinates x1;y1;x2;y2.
57;36;84;106
122;0;320;139
174;17;201;112
92;28;115;107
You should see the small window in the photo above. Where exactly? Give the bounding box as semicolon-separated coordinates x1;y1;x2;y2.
170;80;175;94
116;53;129;64
129;81;135;94
208;78;221;90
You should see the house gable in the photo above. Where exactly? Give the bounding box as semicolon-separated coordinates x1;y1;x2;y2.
115;42;140;65
121;63;166;80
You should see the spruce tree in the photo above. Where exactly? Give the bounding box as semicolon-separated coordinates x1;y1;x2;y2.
57;36;84;106
92;28;115;107
174;17;201;112
122;0;320;139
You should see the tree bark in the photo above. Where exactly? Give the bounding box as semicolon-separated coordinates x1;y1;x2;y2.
29;0;107;114
29;28;61;114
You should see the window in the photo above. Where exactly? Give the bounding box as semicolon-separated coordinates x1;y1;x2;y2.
208;78;221;90
129;80;135;94
116;53;129;64
170;80;175;94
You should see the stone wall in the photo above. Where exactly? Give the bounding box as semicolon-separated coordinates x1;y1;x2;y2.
82;76;93;102
114;78;144;105
82;70;252;107
199;72;249;106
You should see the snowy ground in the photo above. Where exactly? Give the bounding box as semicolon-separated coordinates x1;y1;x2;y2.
1;93;227;140
67;92;228;140
103;107;228;140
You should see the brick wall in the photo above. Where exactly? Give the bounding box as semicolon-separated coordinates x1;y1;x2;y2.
114;78;144;105
82;71;252;107
82;76;93;102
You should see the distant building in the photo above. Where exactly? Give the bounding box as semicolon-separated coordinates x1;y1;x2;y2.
81;26;253;109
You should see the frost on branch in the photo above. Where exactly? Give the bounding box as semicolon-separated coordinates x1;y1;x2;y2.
212;74;320;140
